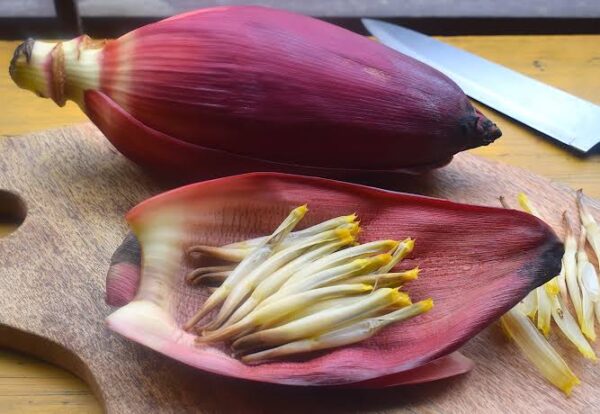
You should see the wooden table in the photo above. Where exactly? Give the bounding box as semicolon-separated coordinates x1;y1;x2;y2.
0;35;599;413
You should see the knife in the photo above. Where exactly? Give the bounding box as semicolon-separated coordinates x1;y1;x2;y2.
362;19;600;152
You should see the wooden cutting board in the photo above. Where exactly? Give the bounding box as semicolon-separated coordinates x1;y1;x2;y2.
1;123;600;413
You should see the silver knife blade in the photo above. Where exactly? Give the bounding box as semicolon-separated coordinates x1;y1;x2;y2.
362;18;600;152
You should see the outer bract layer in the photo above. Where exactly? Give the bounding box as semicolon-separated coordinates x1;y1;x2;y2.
106;173;562;386
10;6;500;180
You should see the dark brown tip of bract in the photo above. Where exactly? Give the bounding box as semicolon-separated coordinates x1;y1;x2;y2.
110;232;142;268
9;38;34;81
479;117;502;145
106;233;142;306
460;109;502;149
529;238;564;291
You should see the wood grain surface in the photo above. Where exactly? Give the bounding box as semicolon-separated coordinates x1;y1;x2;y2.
0;349;100;414
0;34;599;412
1;123;600;413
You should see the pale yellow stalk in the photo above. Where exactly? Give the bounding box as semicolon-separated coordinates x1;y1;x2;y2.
550;295;596;360
577;190;600;261
232;288;409;353
500;308;579;395
275;295;367;325
269;254;392;303
556;261;568;305
375;238;414;274
225;239;354;326
513;194;545;322
183;205;307;330
223;214;357;250
207;224;358;330
541;277;561;335
580;262;600;302
563;213;583;327
185;265;235;284
188;215;358;262
521;291;538;319
536;287;552;336
577;226;596;341
242;299;433;364
343;268;419;288
281;240;398;289
198;284;373;343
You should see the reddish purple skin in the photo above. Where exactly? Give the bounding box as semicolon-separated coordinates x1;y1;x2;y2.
98;6;500;171
105;262;140;307
85;89;452;184
346;352;474;388
106;233;141;306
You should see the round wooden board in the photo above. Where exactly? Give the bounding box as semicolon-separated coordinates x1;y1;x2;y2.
1;123;599;413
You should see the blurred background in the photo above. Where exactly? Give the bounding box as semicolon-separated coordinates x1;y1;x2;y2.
1;0;600;39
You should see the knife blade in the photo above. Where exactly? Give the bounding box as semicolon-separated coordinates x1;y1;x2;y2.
362;18;600;152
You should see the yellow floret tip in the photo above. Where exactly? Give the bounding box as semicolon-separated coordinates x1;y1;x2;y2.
560;375;581;397
406;267;420;280
419;298;434;312
582;326;596;342
373;253;392;265
404;238;415;251
294;204;309;215
348;235;358;244
335;228;352;240
392;290;412;306
345;213;358;222
348;222;360;236
341;235;356;244
541;325;550;337
581;347;597;361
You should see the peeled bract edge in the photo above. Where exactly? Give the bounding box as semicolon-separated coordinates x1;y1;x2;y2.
105;173;562;386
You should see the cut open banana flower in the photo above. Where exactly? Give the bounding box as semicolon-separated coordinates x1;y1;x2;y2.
105;174;561;387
